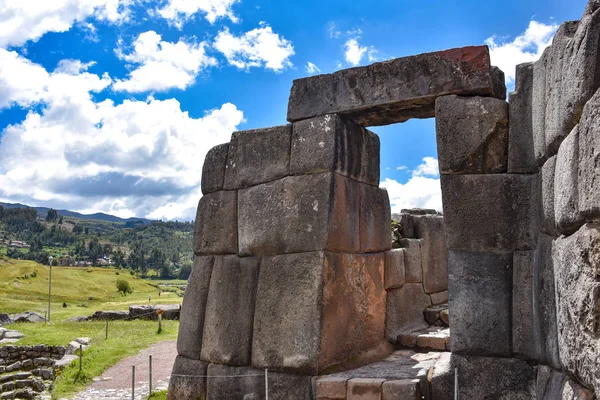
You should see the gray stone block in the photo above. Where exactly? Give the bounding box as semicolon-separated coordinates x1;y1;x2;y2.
578;89;600;220
555;125;584;235
430;290;448;306
238;173;360;256
441;174;538;251
288;46;504;126
541;156;559;236
382;379;421;400
193;191;238;255
177;256;214;360
398;239;422;283
384;249;405;290
223;125;291;190
553;224;600;395
268;371;314;400
167;356;207;400
252;251;386;374
413;215;447;294
435;95;509;174
536;365;567;400
360;185;392;253
201;143;229;195
533;233;561;369
508;62;537;173
512;251;536;360
448;250;512;356
201;255;259;366
533;48;550;165
385;283;430;343
430;353;536;400
206;363;263;400
291;114;380;186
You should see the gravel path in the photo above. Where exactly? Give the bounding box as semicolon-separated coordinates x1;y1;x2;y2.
71;340;176;400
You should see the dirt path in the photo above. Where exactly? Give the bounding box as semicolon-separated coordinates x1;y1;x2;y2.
72;340;176;400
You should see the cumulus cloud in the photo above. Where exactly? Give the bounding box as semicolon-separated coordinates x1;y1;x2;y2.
156;0;239;27
380;157;443;213
305;62;321;74
113;30;217;93
0;50;244;220
344;38;367;66
486;20;559;84
214;25;294;71
0;0;135;48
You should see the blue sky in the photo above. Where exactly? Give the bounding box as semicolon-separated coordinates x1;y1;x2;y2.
0;0;587;220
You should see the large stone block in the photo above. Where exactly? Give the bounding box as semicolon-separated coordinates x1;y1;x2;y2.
441;174;538;251
532;49;550;165
360;185;392;253
384;249;405;290
287;46;505;126
435;95;509;174
206;364;263;400
177;256;214;360
201;143;229;195
512;251;536;360
291;114;380;186
385;283;430;343
201;256;259;365
412;215;447;294
448;250;512;356
317;377;348;400
536;365;596;400
555;125;584;235
194;191;238;255
541;156;559;236
382;379;421;400
252;251;386;374
347;378;386;400
508;63;537;173
397;239;422;283
553;224;600;395
238;173;360;256
430;353;536;400
533;233;561;369
167;356;207;400
578;89;600;220
223;125;291;190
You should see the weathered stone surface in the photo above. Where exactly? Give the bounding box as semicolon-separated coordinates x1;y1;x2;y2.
201;255;259;366
167;356;207;400
384;249;405;290
291;114;380;186
430;291;448;305
0;314;12;325
536;365;596;400
360;185;391;253
397;239;422;283
385;283;430;343
412;215;447;294
238;173;360;256
382;379;421;400
316;377;348;400
12;312;45;323
90;310;128;320
223;125;291;190
193;190;237;255
267;371;314;400
435;95;509;174
512;250;536;360
541;156;559;236
448;250;512;356
201;143;229;195
441;174;538;251
555;125;584;234
287;46;504;126
578;89;600;220
533;233;561;369
553;224;600;395
177;257;214;360
252;251;386;374
533;49;550;165
416;328;449;351
509;62;537;173
206;364;263;400
347;378;385;400
430;353;536;400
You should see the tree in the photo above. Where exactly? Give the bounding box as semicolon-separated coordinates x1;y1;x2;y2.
58;216;63;225
116;279;133;296
46;209;58;222
112;249;125;268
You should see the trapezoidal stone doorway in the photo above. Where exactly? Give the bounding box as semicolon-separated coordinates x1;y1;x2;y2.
168;45;540;399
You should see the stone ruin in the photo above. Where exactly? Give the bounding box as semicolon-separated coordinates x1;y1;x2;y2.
169;1;600;398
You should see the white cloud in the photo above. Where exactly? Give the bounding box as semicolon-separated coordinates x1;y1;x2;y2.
327;22;341;39
156;0;239;27
485;20;559;83
113;30;216;93
306;62;321;74
214;25;294;71
396;165;408;171
381;176;442;213
412;157;439;177
0;50;244;220
344;38;367;66
0;0;135;48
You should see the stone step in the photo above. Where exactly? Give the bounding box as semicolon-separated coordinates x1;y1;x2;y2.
398;327;450;352
423;304;449;326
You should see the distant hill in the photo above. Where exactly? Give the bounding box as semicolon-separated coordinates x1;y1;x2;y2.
0;202;152;225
